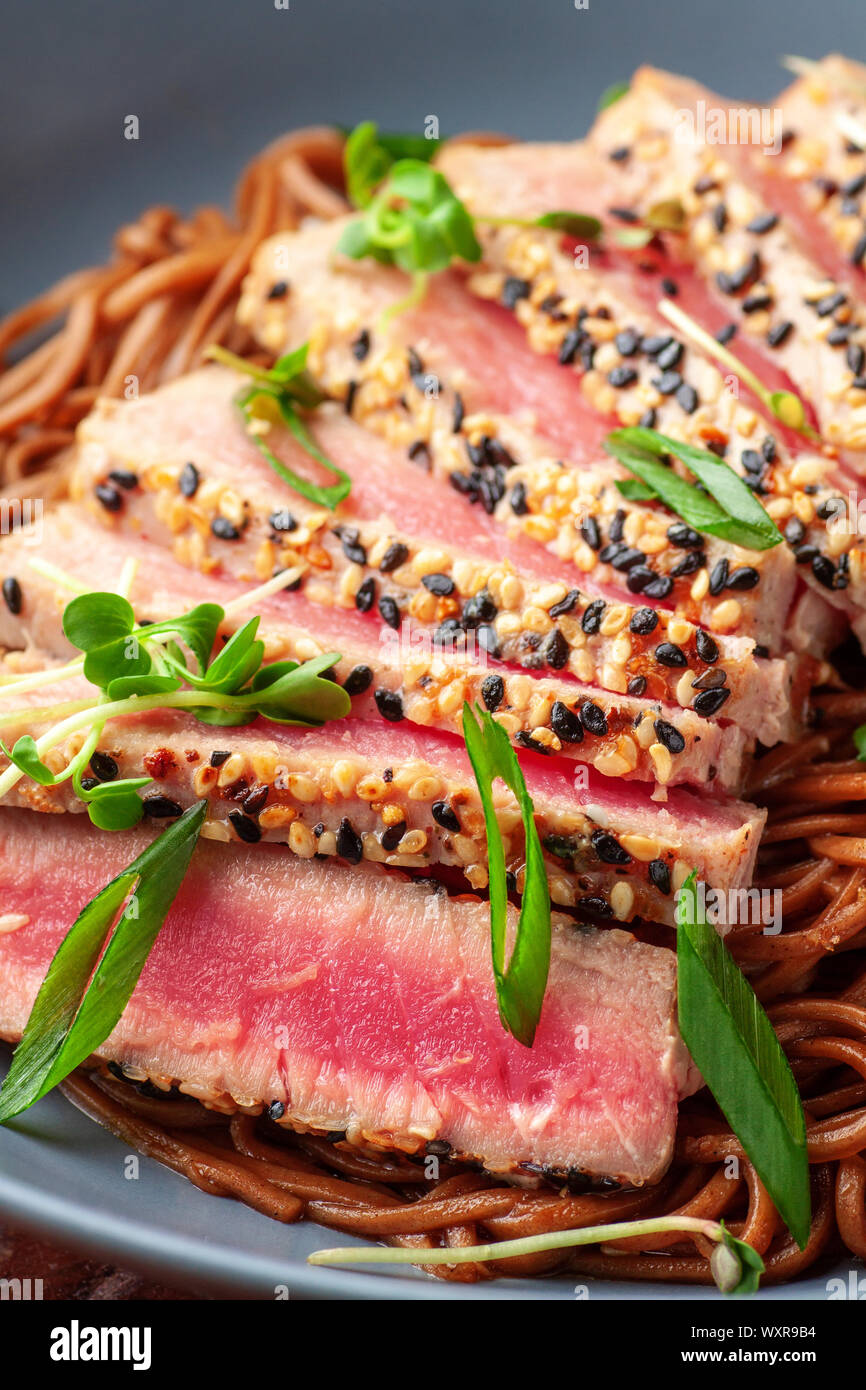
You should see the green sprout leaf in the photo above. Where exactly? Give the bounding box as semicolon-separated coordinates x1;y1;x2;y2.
604;426;784;551
0;802;207;1122
676;871;811;1249
462;702;551;1047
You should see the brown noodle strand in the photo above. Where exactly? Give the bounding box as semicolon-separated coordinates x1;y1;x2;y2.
3;127;866;1288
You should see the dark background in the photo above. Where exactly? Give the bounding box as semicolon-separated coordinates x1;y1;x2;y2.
2;0;864;302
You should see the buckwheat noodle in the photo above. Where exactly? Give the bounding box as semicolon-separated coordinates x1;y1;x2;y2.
3;129;865;1286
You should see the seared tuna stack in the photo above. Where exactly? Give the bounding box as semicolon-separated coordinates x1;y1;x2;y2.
2;59;857;1189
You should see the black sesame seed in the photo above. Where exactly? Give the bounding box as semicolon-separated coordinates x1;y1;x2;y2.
848;344;866;377
381;821;406;852
852;232;866;267
649;859;671;895
610;545;646;571
80;777;99;792
693;175;718;194
630;606;659;635
638;407;657;429
243;785;269;815
716;252;760;295
354;577;376;613
462;591;497;628
746;211;779;234
378;540;409;573
336;817;363;864
579;516;600;550
670;551;704;578
814;290;846;318
661;278;679;296
432;801;461;833
812;553;836;589
591;829;631;865
691;668;727;691
344;380;358;414
550;701;583;743
693;687;731;716
579;701;608;737
108;468;138;490
609;145;631;162
422;572;455;596
142;795;183;818
644;574;674;600
653;369;683;395
481;674;505;712
783;517;806;545
767;320;794;347
90;751;118;782
209;750;231;767
828;325;851;345
843;172;866;198
374;688;404;722
650;347;683;384
508;481;529;516
716;322;738;345
615;329;640;357
1;577;22;615
695;629;719;664
378;595;401;630
708;558;729;596
477;624;501;658
542;628;569;670
338;528;367;565
666;523;702;549
725;565;760;591
95;483;123;513
451;392;465;433
502;277;531;308
558;328;584;366
211;516;241;541
608;365;638;388
654;719;686;754
269;508;297;532
608;508;626;544
712;202;728;233
515;731;549;755
178;462;200;497
343;664;373;697
642;334;674;356
549;588;581;619
655;642;687;668
626;565;655;593
578;895;613;917
351;328;371;361
229;810;262;843
794;543;819;565
676;383;699;414
581;597;606;633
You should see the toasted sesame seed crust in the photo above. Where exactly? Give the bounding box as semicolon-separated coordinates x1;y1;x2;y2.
436;138;866;634
70;369;800;745
237;220;802;652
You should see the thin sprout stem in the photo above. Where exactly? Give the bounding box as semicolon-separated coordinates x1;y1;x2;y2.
379;271;429;327
0;657;86;696
27;558;89;594
308;1215;723;1268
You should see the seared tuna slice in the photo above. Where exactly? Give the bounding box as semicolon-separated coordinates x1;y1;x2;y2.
0;809;694;1183
236;220;798;649
67;368;803;744
769;57;866;294
0;680;764;925
436;138;866;638
587;68;866;462
0;509;751;791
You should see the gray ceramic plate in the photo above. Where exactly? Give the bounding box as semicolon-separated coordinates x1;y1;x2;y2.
0;1054;835;1300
